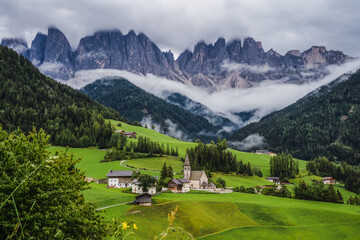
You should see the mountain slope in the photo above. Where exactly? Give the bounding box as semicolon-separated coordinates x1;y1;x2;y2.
165;92;235;128
80;77;222;141
230;71;360;164
0;46;127;147
1;27;351;89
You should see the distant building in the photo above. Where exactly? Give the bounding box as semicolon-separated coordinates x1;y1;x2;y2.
135;193;152;206
107;170;133;188
131;178;157;195
255;150;276;156
256;150;270;154
322;177;335;184
168;179;191;193
265;177;281;184
115;130;136;138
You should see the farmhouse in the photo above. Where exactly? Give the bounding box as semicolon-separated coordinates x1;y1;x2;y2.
255;150;277;156
115;130;137;138
265;177;281;184
322;177;335;184
107;170;133;188
135;193;152;206
168;178;191;193
183;153;209;189
131;178;157;195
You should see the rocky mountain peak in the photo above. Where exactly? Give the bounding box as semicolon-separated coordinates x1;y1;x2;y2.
1;38;30;58
287;50;301;57
30;32;47;66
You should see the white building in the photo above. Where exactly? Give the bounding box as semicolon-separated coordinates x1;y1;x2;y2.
183;153;209;189
107;170;133;188
131;178;156;195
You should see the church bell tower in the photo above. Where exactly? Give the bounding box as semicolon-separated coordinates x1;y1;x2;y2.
184;153;191;180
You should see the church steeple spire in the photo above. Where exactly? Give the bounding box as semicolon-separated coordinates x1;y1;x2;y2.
184;152;191;180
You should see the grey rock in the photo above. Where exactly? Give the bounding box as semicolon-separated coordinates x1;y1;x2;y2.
1;38;30;59
30;32;47;66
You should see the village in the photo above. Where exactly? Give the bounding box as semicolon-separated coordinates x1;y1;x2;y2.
104;150;337;206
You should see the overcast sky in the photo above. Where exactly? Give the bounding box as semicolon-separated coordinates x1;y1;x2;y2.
1;0;360;58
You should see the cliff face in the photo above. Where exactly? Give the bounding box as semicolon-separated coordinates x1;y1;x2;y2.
1;27;352;87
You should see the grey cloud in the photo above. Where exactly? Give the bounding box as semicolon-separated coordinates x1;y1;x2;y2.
64;58;360;128
1;0;360;57
229;133;266;150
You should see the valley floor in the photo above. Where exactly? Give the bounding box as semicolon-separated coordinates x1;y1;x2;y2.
48;120;360;239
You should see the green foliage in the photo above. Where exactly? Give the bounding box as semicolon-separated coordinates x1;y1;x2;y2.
294;180;343;204
81;78;221;141
107;133;127;149
0;46;126;148
138;174;157;192
307;156;360;194
269;153;299;180
231;70;360;164
216;178;226;188
0;128;106;239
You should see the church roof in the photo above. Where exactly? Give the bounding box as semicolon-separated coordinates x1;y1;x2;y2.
189;171;205;180
184;153;190;166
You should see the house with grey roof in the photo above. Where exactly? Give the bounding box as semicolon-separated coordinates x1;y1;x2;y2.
107;170;133;188
168;178;191;193
135;193;152;206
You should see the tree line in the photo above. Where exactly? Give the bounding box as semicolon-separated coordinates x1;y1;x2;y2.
187;138;262;176
294;180;343;204
103;136;179;162
307;156;360;194
270;153;299;181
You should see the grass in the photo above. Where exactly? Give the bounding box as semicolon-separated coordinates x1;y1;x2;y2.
104;191;360;239
48;122;360;239
82;183;135;208
109;120;197;157
228;149;308;178
212;173;271;188
48;146;164;179
124;156;184;174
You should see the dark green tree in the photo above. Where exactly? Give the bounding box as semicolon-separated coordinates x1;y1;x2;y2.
138;174;157;193
0;128;106;239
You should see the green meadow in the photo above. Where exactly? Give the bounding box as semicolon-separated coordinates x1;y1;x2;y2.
109;120;197;157
124;156;184;174
101;192;360;239
48;120;360;239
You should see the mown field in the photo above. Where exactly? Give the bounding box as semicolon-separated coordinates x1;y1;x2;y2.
101;191;360;239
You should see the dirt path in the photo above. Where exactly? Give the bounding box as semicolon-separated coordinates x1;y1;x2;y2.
120;160;160;173
96;201;134;210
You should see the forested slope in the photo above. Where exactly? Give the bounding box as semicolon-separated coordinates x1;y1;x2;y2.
0;46;127;147
231;71;360;164
81;78;221;141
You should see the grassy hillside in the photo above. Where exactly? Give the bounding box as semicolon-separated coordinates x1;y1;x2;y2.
110;119;197;157
102;192;360;239
124;156;184;174
231;71;360;164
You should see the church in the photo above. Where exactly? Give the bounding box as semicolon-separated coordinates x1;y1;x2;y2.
183;153;209;189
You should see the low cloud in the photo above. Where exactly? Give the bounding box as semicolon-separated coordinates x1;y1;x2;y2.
140;116;162;132
164;119;190;141
229;133;266;150
38;62;65;74
139;116;190;141
221;60;273;73
65;59;360;128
